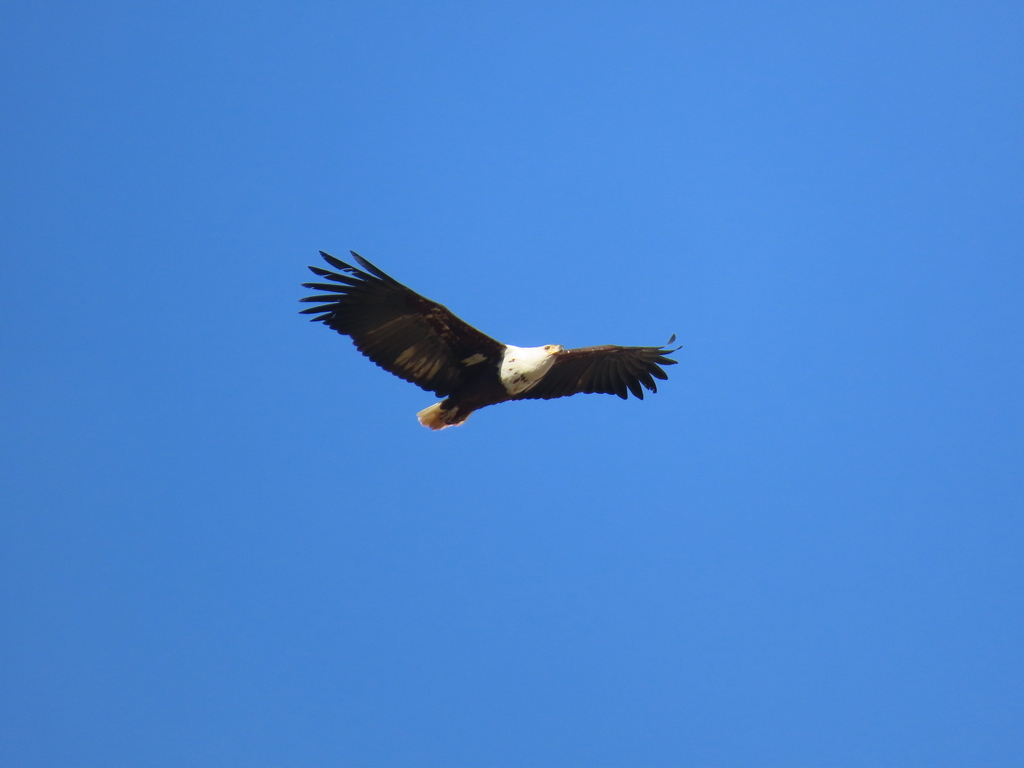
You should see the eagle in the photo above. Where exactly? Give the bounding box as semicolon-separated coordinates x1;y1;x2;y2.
300;251;680;430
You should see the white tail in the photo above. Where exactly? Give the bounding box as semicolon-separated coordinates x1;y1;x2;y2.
416;403;469;430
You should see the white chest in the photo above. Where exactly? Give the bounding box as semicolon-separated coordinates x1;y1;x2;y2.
500;345;557;395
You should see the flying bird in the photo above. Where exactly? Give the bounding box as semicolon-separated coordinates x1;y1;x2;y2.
300;251;680;430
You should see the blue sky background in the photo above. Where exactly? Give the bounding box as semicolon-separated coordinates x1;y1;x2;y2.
2;2;1022;765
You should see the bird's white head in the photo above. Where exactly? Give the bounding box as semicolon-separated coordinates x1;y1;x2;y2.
500;344;564;394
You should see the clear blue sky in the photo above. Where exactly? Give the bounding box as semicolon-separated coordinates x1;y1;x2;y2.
2;2;1022;765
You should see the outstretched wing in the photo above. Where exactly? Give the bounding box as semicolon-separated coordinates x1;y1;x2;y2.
513;336;681;401
300;251;504;397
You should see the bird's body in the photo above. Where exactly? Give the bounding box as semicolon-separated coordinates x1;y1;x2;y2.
300;251;680;429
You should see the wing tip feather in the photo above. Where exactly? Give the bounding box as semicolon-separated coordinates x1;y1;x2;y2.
350;251;396;283
319;250;357;273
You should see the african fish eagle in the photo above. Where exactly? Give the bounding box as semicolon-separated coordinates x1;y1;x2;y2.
300;251;680;430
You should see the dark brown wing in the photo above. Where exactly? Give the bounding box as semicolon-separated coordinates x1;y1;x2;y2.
513;336;681;401
300;251;504;397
